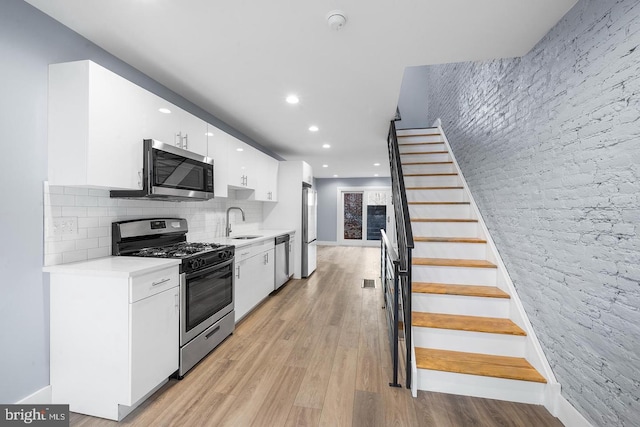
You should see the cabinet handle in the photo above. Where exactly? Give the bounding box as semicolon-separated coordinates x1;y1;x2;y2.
183;133;189;150
151;278;171;286
138;170;143;189
176;131;182;148
236;265;240;279
175;294;179;310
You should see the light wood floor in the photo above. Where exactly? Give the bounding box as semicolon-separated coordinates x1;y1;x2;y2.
70;246;562;427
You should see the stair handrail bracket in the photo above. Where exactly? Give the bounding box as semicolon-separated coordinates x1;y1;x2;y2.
383;120;414;390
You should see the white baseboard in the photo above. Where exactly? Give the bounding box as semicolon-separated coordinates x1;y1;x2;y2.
545;387;592;427
16;385;52;404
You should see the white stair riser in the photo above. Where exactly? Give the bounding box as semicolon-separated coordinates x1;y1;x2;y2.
404;175;460;187
400;153;450;163
397;131;442;140
408;204;471;218
413;327;525;358
411;265;497;286
402;163;456;174
415;369;545;405
406;189;465;202
411;221;478;237
412;293;510;318
412;241;487;259
399;143;446;153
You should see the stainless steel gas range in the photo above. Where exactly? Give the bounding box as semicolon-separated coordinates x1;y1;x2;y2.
112;218;234;378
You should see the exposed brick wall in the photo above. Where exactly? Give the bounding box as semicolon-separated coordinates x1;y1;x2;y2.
423;1;640;425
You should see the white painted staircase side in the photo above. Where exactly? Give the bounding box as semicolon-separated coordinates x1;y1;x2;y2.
397;126;560;408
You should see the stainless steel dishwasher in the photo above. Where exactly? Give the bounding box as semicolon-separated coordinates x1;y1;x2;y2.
274;234;291;290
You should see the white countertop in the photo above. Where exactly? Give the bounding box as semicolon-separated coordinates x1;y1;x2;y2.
213;229;296;248
43;256;181;278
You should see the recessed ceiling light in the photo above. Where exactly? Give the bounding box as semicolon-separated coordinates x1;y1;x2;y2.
236;148;244;152
322;164;328;168
374;174;379;177
205;132;214;137
333;174;338;177
322;144;331;149
158;108;171;114
309;125;319;132
373;163;380;166
286;94;299;104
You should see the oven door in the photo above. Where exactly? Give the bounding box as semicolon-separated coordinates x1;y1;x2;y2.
180;258;234;345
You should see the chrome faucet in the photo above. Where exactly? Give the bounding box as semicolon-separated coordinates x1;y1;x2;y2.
226;207;245;237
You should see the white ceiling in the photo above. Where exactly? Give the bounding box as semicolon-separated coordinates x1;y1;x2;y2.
25;0;577;178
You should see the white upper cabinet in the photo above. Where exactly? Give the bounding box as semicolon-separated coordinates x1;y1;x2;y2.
206;124;229;198
226;136;256;189
253;150;279;202
49;60;147;189
48;60;279;198
48;60;208;189
149;104;208;157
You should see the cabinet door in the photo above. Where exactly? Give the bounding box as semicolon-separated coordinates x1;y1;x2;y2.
143;92;184;148
234;257;251;320
130;286;179;404
227;137;255;189
181;113;208;156
254;152;279;202
258;249;275;296
206;124;229;198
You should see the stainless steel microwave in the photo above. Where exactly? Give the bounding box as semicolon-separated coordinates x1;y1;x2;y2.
110;139;214;201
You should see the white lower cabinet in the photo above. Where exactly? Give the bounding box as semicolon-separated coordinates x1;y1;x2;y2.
49;264;179;421
234;240;275;321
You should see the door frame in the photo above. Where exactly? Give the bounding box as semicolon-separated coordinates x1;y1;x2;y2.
336;186;393;247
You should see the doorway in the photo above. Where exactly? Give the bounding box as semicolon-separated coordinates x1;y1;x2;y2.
337;187;394;247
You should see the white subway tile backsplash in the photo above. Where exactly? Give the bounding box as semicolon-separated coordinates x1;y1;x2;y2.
78;217;100;228
87;226;109;238
75;238;99;250
64;187;89;196
62;249;88;264
88;247;110;259
43;183;265;266
75;195;99;207
50;194;76;206
61;206;87;217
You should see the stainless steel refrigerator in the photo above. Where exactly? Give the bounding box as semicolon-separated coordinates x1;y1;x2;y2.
301;183;317;277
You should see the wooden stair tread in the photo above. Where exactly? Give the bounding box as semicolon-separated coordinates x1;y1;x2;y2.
412;312;525;335
401;151;448;155
401;161;453;165
414;237;486;243
399;142;443;146
398;133;440;138
415;348;546;383
406;186;463;190
408;201;470;205
404;173;458;176
413;258;497;268
413;282;510;299
412;218;478;223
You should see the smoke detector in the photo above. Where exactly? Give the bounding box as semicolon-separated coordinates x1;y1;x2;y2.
326;10;347;31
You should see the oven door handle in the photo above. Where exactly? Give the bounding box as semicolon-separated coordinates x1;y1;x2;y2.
185;257;234;280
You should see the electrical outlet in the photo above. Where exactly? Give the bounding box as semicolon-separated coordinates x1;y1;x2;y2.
52;217;78;236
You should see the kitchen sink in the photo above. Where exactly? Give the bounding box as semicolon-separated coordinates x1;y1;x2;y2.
231;235;261;240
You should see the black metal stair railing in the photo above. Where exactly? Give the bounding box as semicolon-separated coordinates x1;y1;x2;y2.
381;120;413;389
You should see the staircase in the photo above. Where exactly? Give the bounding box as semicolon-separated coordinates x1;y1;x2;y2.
397;127;555;404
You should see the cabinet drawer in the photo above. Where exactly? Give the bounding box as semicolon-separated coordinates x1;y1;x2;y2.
130;267;179;302
235;239;275;261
